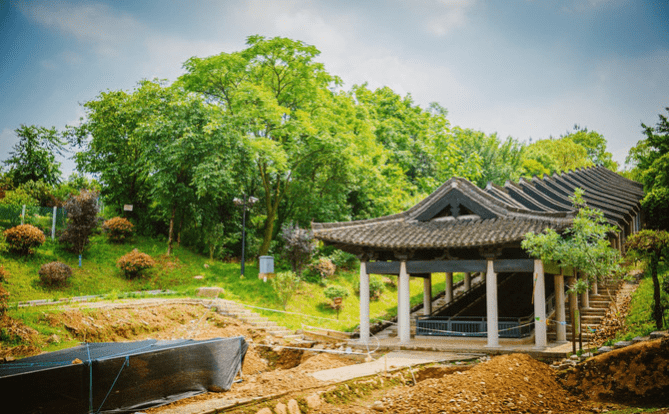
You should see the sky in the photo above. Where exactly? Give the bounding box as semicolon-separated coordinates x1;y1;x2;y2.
1;0;668;178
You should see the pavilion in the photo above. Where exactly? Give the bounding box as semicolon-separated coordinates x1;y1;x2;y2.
312;166;643;349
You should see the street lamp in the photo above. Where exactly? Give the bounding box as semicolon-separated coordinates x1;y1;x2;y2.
233;195;258;278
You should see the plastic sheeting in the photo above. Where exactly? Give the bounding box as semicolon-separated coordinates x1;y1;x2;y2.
0;337;247;414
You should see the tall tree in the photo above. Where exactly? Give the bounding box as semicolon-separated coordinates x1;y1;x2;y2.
3;125;65;186
180;36;363;255
626;107;669;230
564;125;617;170
626;230;669;330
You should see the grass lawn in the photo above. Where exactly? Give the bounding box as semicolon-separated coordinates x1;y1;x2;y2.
615;262;669;341
0;233;464;333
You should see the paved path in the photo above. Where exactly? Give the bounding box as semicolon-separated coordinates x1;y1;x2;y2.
310;350;478;382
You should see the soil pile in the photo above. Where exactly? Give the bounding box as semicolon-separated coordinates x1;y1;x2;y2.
376;353;580;413
0;315;40;359
559;337;669;404
298;352;356;372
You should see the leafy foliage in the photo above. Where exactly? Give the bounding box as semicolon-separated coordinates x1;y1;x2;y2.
102;217;134;243
626;230;669;329
116;249;155;278
59;190;99;254
311;257;336;279
280;223;314;276
369;275;386;300
38;261;73;287
522;188;621;293
324;285;350;300
626;108;669;230
3;224;45;255
270;270;300;310
3;125;66;186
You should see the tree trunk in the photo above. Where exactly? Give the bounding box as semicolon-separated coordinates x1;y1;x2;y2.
167;204;177;256
651;259;663;330
259;212;275;257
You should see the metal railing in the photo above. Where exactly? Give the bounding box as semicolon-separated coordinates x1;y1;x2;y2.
416;292;558;339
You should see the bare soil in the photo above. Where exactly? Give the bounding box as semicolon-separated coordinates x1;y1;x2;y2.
2;300;667;413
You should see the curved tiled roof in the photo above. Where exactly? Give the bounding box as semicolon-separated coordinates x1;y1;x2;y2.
312;166;643;252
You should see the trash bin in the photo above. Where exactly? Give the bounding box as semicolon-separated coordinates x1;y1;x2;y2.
259;256;274;282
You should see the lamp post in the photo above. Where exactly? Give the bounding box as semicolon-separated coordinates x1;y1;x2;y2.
233;195;258;278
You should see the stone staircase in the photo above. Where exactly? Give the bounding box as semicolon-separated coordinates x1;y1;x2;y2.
550;281;635;342
213;299;304;341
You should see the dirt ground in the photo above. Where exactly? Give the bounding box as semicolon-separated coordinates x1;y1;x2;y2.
1;301;668;414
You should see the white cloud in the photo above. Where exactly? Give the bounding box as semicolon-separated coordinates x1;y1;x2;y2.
426;0;475;36
18;1;143;58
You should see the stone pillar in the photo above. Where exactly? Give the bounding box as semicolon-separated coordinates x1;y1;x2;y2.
580;272;590;309
359;261;370;344
445;272;453;303
423;275;432;316
398;261;411;344
485;260;500;348
555;273;567;342
533;260;547;348
592;276;598;295
464;272;471;290
568;275;577;340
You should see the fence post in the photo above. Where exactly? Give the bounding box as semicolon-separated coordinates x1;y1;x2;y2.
52;206;58;240
21;205;26;225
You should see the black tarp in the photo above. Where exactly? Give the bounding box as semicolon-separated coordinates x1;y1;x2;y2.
0;337;247;414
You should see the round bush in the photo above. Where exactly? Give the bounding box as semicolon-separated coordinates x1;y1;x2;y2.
117;249;155;278
3;224;46;255
0;285;9;315
311;257;336;279
324;285;349;301
38;261;73;287
102;217;134;243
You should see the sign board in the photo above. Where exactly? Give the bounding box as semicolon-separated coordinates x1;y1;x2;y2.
123;205;133;211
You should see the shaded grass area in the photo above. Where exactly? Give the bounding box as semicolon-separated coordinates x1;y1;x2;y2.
617;262;669;341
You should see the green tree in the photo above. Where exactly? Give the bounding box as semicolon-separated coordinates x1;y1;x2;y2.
3;125;65;186
626;230;669;330
522;188;621;288
626;107;669;230
180;36;372;255
565;125;617;170
523;137;593;175
271;271;300;310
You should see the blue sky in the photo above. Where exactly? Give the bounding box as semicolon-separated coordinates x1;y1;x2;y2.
1;0;668;177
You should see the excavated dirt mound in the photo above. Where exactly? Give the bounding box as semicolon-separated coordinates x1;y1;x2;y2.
374;353;581;413
0;314;41;359
297;352;357;373
559;337;669;404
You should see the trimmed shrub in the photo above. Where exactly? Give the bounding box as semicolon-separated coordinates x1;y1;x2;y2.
102;217;134;243
117;249;155;278
3;224;46;255
324;285;349;301
59;190;99;254
311;257;336;279
0;265;8;283
38;261;73;287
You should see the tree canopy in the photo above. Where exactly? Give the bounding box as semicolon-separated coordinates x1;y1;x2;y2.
3;124;66;186
626;107;669;230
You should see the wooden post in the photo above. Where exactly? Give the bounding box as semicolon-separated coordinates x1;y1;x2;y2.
555;273;567;342
445;272;453;303
464;272;471;290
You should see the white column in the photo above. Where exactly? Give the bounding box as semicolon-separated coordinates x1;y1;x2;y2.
398;260;411;344
534;260;547;348
555;273;566;342
485;260;500;348
568;275;577;340
445;272;453;303
423;275;432;316
359;261;370;344
580;272;590;309
464;272;471;290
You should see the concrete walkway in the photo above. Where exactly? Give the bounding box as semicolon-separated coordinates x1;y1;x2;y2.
310;350;479;382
